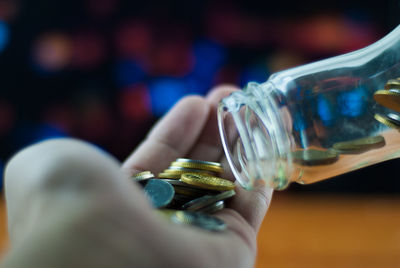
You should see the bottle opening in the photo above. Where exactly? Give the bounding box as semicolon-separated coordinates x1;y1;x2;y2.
218;83;293;190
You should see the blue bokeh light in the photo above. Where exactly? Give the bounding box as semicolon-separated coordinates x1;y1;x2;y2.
317;96;333;125
192;39;226;79
115;59;146;87
149;78;188;116
0;21;9;53
13;123;67;150
337;87;366;117
239;64;269;88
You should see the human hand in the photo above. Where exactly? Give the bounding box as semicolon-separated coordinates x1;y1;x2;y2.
2;85;273;268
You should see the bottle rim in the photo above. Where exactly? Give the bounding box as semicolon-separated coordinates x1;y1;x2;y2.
218;82;293;190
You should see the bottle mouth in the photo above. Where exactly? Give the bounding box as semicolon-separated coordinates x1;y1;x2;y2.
217;82;293;190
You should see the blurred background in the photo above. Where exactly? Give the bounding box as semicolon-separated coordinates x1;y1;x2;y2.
1;0;400;267
0;0;398;193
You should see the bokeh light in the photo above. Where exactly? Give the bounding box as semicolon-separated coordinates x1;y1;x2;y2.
71;31;106;70
115;59;146;86
0;21;9;53
0;0;19;22
32;33;72;72
149;78;188;116
119;84;151;122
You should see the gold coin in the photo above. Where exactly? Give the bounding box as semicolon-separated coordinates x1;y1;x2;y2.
175;158;222;167
292;149;338;166
332;135;385;153
164;167;216;176
374;113;400;130
158;172;182;179
384;79;400;90
171;161;223;173
374;89;400;112
180;173;235;191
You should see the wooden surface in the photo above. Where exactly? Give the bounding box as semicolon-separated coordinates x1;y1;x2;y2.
256;193;400;268
0;195;400;267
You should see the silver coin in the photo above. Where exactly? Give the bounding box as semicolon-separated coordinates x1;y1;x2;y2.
132;173;155;182
171;210;227;232
143;179;175;208
176;158;222;167
182;190;236;211
386;113;400;127
197;200;225;214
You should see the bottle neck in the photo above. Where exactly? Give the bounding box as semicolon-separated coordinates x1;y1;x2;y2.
218;82;294;190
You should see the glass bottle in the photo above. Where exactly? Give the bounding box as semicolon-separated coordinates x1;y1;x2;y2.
218;25;400;190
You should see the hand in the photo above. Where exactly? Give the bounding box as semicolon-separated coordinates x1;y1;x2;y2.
2;85;273;268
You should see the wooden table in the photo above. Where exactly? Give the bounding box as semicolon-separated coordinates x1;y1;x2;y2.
256;193;400;268
0;194;400;267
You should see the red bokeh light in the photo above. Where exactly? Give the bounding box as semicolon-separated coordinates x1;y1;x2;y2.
115;20;153;61
71;31;106;69
118;84;151;122
0;0;19;21
149;40;194;77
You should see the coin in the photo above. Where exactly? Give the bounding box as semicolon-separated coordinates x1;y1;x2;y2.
384;79;400;90
180;173;236;191
176;158;222;167
182;190;236;211
171;161;223;174
373;89;400;112
164;166;217;176
374;113;400;129
292;149;338;166
198;200;225;214
173;185;210;198
159;179;209;190
171;210;227;232
135;158;228;232
143;179;175;208
131;171;155;182
158;172;182;179
332;135;385;154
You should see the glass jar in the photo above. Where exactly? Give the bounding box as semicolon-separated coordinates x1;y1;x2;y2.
218;25;400;190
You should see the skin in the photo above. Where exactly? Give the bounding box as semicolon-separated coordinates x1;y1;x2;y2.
1;85;273;268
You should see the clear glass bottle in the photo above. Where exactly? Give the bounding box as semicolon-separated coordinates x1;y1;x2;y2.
218;25;400;190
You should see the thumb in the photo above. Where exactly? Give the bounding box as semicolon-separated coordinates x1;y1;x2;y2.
4;138;151;244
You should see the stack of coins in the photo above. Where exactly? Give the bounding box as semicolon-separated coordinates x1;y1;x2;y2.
374;78;400;129
131;158;235;232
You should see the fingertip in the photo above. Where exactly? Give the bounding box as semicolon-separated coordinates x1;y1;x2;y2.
172;95;211;117
206;84;239;105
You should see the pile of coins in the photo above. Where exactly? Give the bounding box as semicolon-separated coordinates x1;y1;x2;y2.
131;158;235;232
288;78;400;167
374;78;400;129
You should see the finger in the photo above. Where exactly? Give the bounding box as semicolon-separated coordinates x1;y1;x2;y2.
187;84;238;161
4;138;151;243
218;151;273;233
122;96;210;175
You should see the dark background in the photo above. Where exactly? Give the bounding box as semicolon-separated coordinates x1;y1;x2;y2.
0;0;399;192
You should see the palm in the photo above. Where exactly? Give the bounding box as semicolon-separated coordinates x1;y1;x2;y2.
122;86;273;268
